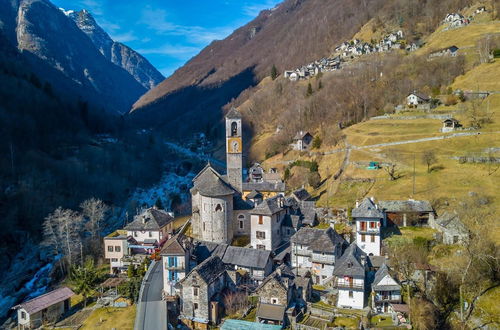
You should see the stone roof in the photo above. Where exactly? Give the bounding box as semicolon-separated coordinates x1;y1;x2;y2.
291;227;345;252
352;198;384;219
436;211;468;233
242;181;286;193
251;196;286;215
222;246;271;269
372;263;401;291
293;131;313;140
191;164;237;197
233;195;253;210
160;235;186;256
246;190;263;199
193;240;228;262
333;243;366;278
378;200;434;213
281;214;301;229
298;201;317;225
256;303;286;322
225;107;242;119
408;91;430;101
185;255;227;285
291;188;311;201
124;208;174;231
14;287;74;314
368;255;391;269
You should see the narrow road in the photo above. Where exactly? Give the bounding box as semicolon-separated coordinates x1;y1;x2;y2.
134;261;167;330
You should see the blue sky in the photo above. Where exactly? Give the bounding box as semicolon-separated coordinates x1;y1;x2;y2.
52;0;282;77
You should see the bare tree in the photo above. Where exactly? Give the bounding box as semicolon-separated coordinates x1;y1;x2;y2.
477;36;492;64
80;198;109;240
422;150;437;173
222;291;250;316
384;163;402;181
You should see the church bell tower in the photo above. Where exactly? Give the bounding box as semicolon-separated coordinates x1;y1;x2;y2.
225;108;243;192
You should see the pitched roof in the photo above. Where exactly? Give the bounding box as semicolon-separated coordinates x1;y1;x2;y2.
124;208;174;231
191;164;237;197
372;263;401;291
352;198;384;219
256;303;286;322
225;107;242;119
14;287;74;314
184;255;227;285
291;227;345;252
193;241;228;262
333;243;366;278
222;246;271;269
251;196;286;215
246;190;263;199
242;181;286;193
436;212;467;232
293;131;312;140
160;235;186;256
408;91;430;101
233;195;253;210
291;188;311;201
378;200;434;213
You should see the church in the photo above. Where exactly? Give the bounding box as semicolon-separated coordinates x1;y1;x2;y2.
190;108;253;244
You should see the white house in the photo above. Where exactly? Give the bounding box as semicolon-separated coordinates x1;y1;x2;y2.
371;263;401;313
291;131;314;151
124;207;174;244
352;198;385;256
250;196;287;251
332;243;367;309
407;91;430;106
161;235;191;297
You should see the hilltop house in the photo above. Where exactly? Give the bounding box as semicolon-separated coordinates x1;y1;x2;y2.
441;118;462;132
161;235;191;297
378;200;435;227
124;207;174;245
407;91;430;107
178;255;234;329
13;287;74;329
250;196;288;251
371;263;401;313
352;198;385;256
332;243;368;309
290;227;346;284
291;131;313;151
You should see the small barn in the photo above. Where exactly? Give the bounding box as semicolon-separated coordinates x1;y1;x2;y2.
441;118;462;132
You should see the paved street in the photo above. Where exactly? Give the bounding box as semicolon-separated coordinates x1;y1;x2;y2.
134;261;167;330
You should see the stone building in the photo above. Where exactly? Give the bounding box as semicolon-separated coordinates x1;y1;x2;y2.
291;131;313;150
431;211;469;244
378;199;435;227
225;108;243;192
178;255;233;329
352;198;385;256
290;227;346;284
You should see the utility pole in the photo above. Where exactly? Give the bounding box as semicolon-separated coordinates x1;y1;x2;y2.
412;153;416;196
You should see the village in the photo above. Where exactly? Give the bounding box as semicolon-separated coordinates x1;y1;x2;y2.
11;107;476;330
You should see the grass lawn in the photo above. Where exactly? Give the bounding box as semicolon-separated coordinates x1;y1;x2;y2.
371;315;394;327
80;306;136;330
173;215;190;230
333;316;360;328
314;221;331;229
232;235;250;247
241;308;256;322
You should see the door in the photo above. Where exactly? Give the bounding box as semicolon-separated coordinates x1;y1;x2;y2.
348;277;353;288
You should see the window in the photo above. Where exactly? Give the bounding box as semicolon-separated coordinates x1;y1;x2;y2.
256;231;266;239
21;311;26;319
258;215;263;225
349;291;353;298
321;264;325;269
203;222;206;231
149;231;153;237
370;221;376;228
371;234;375;243
257;244;266;250
231;122;238;136
453;235;459;243
194;303;199;310
322;275;326;280
134;231;138;237
239;220;244;229
215;204;223;212
238;214;245;219
111;258;118;262
271;298;278;304
115;246;121;252
108;246;114;252
193;287;198;296
361;234;366;242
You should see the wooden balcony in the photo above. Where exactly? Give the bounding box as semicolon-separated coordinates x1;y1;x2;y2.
333;279;364;290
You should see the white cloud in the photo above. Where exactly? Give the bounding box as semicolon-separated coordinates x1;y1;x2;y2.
242;0;279;17
78;0;104;16
136;44;200;58
110;31;138;43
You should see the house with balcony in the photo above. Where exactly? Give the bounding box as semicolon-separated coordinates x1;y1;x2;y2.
250;196;288;251
124;207;174;245
290;227;346;284
161;235;192;297
371;263;401;313
332;243;368;309
352;198;385;256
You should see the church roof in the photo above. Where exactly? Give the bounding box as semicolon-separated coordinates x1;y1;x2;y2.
191;163;237;197
225;107;242;119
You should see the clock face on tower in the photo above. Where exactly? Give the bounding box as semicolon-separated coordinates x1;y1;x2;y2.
227;137;242;153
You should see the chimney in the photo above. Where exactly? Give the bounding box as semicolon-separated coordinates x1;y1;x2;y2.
142;215;147;224
355;200;359;208
276;267;282;277
370;196;375;203
360;255;366;266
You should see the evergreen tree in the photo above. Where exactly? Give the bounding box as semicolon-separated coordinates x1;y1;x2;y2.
306;83;313;96
270;64;278;80
70;258;99;307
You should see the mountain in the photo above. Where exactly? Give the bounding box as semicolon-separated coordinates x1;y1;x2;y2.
0;0;158;114
68;9;164;90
